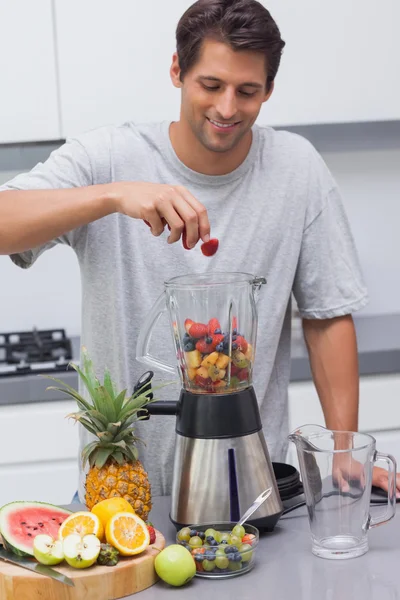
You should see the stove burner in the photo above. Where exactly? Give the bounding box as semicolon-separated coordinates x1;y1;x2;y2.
0;328;73;377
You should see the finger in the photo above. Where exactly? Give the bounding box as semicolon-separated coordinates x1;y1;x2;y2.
170;195;200;248
157;201;185;244
174;186;211;243
143;212;165;237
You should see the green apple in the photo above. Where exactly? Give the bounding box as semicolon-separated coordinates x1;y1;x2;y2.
154;544;196;587
33;534;64;566
63;533;100;569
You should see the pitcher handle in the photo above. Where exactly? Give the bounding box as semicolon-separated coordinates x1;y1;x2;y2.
136;291;177;375
369;451;397;528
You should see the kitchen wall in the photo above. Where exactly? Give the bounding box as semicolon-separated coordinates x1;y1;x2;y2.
1;120;399;336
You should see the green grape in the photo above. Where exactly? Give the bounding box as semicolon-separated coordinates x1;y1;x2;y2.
203;559;216;572
219;532;230;543
204;528;217;539
217;546;227;554
239;543;253;562
231;525;246;539
177;527;191;543
215;555;229;569
213;530;222;543
228;534;242;546
189;536;203;548
228;561;242;571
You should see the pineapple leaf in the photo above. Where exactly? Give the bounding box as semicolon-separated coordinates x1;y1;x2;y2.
94;447;113;469
113;451;125;465
97;431;114;443
44;381;93;411
85;410;109;429
68;363;101;410
106;422;122;437
81;441;99;467
95;386;117;423
114;389;127;417
103;368;115;400
65;412;98;436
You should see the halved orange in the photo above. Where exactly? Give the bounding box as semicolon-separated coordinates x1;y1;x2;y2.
105;512;150;556
58;511;104;542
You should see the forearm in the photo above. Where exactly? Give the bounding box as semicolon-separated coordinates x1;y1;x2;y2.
302;315;359;432
0;185;117;255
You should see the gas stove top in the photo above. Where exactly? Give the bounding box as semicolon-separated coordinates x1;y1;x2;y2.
0;328;73;377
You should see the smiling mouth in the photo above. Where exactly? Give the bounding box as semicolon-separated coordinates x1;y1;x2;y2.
207;117;241;130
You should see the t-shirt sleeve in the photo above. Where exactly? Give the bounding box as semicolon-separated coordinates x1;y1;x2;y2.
292;185;369;319
0;137;93;269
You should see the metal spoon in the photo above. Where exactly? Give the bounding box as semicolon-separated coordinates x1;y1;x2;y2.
236;488;272;527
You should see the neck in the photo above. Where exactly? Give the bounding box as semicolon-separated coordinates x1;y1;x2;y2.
169;120;253;176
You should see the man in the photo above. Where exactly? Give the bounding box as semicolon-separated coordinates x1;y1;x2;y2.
1;0;398;500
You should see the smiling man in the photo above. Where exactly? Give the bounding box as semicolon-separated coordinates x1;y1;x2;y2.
0;0;398;501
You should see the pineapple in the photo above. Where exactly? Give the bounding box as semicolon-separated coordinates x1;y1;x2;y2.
45;348;155;520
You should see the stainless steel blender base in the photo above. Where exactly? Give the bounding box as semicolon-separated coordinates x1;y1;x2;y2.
170;431;284;530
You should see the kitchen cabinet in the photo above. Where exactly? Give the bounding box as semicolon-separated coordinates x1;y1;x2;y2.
286;373;400;470
0;0;60;143
0;401;79;506
260;0;400;126
54;0;400;138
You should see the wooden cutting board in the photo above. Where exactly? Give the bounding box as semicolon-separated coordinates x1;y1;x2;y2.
0;530;165;600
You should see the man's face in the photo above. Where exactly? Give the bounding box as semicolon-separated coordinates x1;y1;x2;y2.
171;39;273;153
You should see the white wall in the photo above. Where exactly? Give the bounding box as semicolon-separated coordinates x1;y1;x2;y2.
1;127;399;336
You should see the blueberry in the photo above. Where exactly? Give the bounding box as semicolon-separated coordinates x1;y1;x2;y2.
183;333;191;342
194;554;204;562
214;328;221;334
232;335;237;341
220;540;228;544
206;535;214;542
233;328;237;335
223;340;229;349
233;552;242;562
216;343;223;352
184;342;195;351
232;343;238;350
205;336;212;344
224;546;233;554
204;552;215;560
210;540;218;546
230;546;239;553
198;532;205;540
226;552;235;561
190;529;197;537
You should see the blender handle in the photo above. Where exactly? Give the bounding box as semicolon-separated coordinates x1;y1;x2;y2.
136;291;177;375
369;451;397;528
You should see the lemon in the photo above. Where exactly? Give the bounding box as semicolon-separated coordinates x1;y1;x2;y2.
91;497;135;529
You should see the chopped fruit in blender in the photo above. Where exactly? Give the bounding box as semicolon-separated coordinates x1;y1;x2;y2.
196;366;210;380
185;350;202;368
187;367;198;381
196;339;215;354
208;318;221;335
200;238;219;256
237;368;249;381
194;374;213;389
211;334;224;350
231;350;249;369
184;319;194;333
216;354;230;370
244;344;253;361
235;335;248;353
213;380;227;390
207;365;226;382
201;352;219;367
188;322;208;338
232;316;238;329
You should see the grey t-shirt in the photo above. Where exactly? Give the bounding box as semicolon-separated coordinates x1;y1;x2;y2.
0;121;368;499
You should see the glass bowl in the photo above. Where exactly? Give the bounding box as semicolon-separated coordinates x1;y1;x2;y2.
176;521;259;579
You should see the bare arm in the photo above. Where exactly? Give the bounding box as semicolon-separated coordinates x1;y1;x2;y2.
0;182;210;255
302;314;359;432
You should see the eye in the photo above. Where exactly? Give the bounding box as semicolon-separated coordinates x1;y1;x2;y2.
202;84;220;92
239;90;257;97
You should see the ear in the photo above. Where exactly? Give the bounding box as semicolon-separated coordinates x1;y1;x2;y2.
170;52;183;88
262;79;274;103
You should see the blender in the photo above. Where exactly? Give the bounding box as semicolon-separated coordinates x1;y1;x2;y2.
136;272;284;531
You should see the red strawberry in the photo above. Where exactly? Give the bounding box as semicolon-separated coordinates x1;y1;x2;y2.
211;334;224;350
182;227;190;250
208;318;221;335
189;322;208;338
196;339;214;353
232;316;238;330
230;364;241;376
184;318;194;334
236;335;248;353
194;374;213;389
237;368;249;381
200;238;219;256
146;521;156;544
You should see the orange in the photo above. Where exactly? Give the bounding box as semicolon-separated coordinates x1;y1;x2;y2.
91;497;135;529
58;511;104;542
105;512;150;556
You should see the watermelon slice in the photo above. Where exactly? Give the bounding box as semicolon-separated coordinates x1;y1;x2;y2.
0;501;72;557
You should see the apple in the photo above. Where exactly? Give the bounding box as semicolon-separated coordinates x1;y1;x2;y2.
154;544;196;587
63;533;101;569
33;534;64;566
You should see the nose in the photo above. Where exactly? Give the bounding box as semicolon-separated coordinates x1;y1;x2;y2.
215;89;237;121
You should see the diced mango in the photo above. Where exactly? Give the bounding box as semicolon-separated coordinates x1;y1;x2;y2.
196;366;210;379
187;367;197;381
201;351;219;367
185;350;202;368
216;353;230;369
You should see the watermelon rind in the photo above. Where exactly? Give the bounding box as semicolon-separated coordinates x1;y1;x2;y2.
0;501;72;557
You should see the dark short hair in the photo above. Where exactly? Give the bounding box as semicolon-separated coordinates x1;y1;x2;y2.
176;0;285;90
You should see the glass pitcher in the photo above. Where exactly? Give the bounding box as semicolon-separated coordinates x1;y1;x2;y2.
288;424;397;559
136;272;266;394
